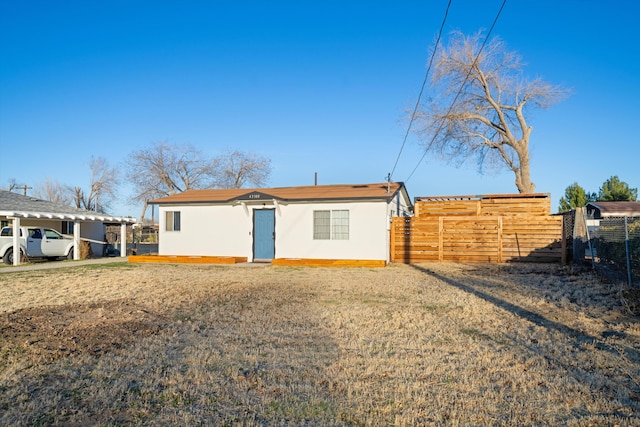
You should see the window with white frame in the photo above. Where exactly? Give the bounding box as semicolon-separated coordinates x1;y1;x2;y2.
331;210;349;240
313;210;349;240
165;211;181;231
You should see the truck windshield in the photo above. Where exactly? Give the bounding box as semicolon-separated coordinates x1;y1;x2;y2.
1;228;22;237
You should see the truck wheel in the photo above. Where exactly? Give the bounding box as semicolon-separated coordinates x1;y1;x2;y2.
3;248;20;265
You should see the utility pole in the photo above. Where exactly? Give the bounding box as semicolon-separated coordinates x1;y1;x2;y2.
17;184;32;196
7;181;31;195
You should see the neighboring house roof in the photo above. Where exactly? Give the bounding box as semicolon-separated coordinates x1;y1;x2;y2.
586;201;640;218
150;182;410;205
0;190;136;223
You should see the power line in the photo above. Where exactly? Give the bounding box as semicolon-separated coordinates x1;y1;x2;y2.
389;0;452;180
404;0;508;184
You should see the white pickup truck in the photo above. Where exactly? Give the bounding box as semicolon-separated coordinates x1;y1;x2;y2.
0;226;75;265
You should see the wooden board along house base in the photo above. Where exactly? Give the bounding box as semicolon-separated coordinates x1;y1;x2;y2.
129;255;248;264
272;258;386;268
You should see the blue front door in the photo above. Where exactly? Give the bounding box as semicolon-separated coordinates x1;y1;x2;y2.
254;209;275;260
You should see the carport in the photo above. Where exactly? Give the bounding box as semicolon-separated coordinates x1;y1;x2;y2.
0;190;136;266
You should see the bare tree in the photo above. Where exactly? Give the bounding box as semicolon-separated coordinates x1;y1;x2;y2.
88;156;119;212
33;178;72;205
211;150;272;189
125;142;273;221
7;179;19;192
415;31;568;193
72;186;85;209
125;141;213;221
72;156;119;212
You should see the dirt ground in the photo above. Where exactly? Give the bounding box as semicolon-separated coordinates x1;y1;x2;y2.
1;261;639;425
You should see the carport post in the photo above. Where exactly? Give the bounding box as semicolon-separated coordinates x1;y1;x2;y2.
73;221;81;260
11;217;20;266
120;223;127;258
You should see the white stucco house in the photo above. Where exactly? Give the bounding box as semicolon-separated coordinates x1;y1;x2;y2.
149;182;412;264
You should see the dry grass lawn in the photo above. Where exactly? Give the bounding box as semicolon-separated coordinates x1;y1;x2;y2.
1;262;639;426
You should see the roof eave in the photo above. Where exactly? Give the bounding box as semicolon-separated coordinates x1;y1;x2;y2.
0;211;137;224
151;196;397;205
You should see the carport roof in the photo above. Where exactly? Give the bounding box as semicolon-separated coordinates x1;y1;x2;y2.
0;190;136;223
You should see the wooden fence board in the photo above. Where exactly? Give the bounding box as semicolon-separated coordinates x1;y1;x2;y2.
415;194;551;218
390;214;563;263
416;200;481;216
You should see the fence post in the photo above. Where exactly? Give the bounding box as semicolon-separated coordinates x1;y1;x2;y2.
390;218;396;263
438;217;444;262
625;216;632;286
583;208;596;270
573;207;586;264
497;217;503;263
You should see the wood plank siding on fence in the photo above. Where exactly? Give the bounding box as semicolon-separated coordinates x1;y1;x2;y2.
391;194;563;263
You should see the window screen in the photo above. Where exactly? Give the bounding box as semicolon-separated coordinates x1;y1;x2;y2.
331;210;349;240
313;210;330;239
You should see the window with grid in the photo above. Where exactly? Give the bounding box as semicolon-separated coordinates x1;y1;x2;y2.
165;211;181;231
313;210;349;240
313;210;330;239
331;210;349;240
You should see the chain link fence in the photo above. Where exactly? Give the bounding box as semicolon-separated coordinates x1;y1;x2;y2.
131;225;158;255
105;224;159;255
584;216;640;285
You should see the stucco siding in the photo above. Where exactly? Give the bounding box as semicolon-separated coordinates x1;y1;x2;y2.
158;200;392;261
275;202;390;261
158;204;252;257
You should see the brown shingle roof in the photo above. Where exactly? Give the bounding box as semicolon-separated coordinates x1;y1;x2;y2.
0;190;136;223
150;182;406;204
586;201;640;218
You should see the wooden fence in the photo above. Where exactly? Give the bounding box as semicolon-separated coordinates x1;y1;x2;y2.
390;215;563;263
391;194;563;263
414;193;552;217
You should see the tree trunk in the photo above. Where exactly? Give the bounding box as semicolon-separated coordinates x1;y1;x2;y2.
515;151;536;193
139;201;148;225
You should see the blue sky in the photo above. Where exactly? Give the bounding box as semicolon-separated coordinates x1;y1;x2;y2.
1;0;638;217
